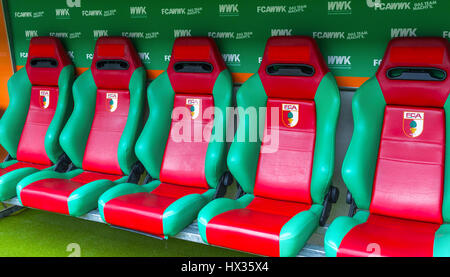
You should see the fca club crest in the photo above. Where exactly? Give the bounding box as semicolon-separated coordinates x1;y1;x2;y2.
403;111;424;138
282;103;299;128
106;93;118;112
39;90;50;109
186;98;200;119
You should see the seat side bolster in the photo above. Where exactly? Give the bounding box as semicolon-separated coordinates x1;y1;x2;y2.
0;167;41;201
310;72;341;204
341;77;386;210
197;194;254;244
205;70;233;188
135;72;174;179
279;204;323;257
442;97;450;222
433;224;450;257
0;68;32;158
45;65;75;164
162;189;216;237
59;69;97;168
67;176;128;217
98;179;161;222
16;168;84;204
117;67;146;176
324;210;370;257
227;74;267;194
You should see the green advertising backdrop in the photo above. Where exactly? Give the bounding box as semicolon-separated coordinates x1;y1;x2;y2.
4;0;450;87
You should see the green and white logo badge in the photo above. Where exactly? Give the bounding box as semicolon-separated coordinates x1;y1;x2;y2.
186;98;200;119
106;93;118;112
403;111;424;138
40;90;50;109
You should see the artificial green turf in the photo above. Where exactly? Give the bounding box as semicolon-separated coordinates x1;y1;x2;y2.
0;208;254;257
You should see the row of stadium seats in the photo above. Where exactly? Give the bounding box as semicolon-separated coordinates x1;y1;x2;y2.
0;35;449;257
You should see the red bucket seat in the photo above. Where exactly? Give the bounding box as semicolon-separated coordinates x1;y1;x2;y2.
16;37;146;217
325;37;450;257
0;36;74;201
198;36;341;257
98;37;233;238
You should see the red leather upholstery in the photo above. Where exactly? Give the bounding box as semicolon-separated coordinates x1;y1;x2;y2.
370;38;449;224
0;162;47;176
202;36;331;256
20;171;122;215
376;37;450;107
371;106;445;224
82;37;140;175
82;89;130;175
159;37;225;188
206;197;311;257
103;183;207;236
159;94;214;189
253;37;326;204
254;99;316;204
258;36;329;100
167;37;226;94
337;214;440;257
100;37;228;238
16;37;72;166
331;38;450;257
16;86;59;165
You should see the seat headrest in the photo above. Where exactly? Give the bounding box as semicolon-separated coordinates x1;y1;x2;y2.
376;37;450;107
91;37;142;90
167;37;227;94
258;36;329;100
25;36;72;86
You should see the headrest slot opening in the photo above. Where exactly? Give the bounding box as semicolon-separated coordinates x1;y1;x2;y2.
174;62;213;73
96;59;130;70
387;67;447;81
266;64;315;77
30;58;58;68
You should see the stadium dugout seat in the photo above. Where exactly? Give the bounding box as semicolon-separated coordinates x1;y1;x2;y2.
325;37;450;257
97;37;233;238
0;36;74;201
198;36;341;257
16;37;146;217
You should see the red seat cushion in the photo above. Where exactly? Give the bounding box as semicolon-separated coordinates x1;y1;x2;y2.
206;197;310;256
20;171;122;214
254;99;316;204
103;183;207;236
0;162;47;176
159;94;214;189
371;106;445;224
337;214;440;257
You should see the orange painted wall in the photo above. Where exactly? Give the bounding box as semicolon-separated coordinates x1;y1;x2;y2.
0;1;12;110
